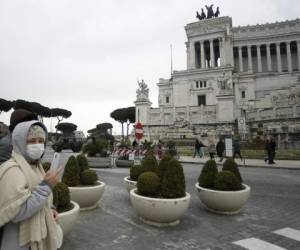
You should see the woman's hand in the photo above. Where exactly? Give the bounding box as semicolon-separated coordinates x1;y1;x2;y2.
43;168;61;187
52;209;59;222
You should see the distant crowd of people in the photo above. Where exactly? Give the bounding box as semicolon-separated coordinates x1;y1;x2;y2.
193;137;277;165
118;136;277;165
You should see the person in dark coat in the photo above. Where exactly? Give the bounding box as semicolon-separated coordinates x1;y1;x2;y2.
233;138;243;161
0;109;37;165
216;138;225;162
268;138;276;164
193;139;204;158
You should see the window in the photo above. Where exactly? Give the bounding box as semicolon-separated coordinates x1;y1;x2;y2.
166;96;169;103
241;91;246;99
204;81;207;88
200;81;203;88
198;95;206;106
196;81;199;88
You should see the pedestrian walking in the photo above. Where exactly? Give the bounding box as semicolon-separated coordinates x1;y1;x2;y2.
264;139;270;163
193;139;205;158
268;138;276;164
0;120;63;250
208;142;216;160
233;138;243;161
216;138;225;162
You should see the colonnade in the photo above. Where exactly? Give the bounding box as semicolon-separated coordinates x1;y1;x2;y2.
234;41;300;73
189;38;222;69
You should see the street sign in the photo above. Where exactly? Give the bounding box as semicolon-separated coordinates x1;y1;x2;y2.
238;117;247;133
135;122;144;140
225;138;233;157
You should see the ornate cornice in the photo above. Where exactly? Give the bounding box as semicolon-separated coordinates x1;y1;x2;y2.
233;18;300;40
185;16;232;38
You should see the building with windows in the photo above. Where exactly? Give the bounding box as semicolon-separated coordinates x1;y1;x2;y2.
135;16;300;148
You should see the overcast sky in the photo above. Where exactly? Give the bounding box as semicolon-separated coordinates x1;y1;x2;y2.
1;0;299;135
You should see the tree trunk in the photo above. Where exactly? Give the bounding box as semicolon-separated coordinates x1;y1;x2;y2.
121;123;124;139
126;121;130;139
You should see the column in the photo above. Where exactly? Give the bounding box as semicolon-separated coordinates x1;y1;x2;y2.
247;45;253;72
286;41;293;72
200;41;205;69
238;46;244;72
190;42;195;69
266;43;272;71
297;41;300;71
219;38;224;66
210;39;215;67
257;44;262;72
276;43;282;73
186;42;190;69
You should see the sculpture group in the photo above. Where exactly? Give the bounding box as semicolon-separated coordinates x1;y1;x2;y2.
196;4;220;20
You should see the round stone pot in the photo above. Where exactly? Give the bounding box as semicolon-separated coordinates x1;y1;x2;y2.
124;176;137;193
195;183;251;215
130;188;191;226
69;181;105;211
87;157;111;168
58;201;80;236
115;159;134;168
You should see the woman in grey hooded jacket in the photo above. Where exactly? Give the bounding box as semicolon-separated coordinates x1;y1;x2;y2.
0;120;63;250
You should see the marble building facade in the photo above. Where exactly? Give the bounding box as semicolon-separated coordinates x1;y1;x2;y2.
135;16;300;148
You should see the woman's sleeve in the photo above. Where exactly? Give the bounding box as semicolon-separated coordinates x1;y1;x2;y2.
11;181;52;223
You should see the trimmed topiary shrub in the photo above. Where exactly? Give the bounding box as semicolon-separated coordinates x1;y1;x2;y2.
222;158;242;183
141;152;159;175
42;162;51;172
130;165;145;181
137;172;161;197
76;154;89;174
62;156;81;187
80;169;98;185
158;154;173;179
161;159;186;198
214;171;242;191
198;159;218;188
53;182;72;213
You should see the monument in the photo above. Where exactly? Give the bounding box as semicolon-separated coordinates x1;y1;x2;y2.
135;8;300;148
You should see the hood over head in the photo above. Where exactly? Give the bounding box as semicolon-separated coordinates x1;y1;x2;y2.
12;120;47;162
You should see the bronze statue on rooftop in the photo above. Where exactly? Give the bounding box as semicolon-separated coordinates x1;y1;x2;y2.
196;5;220;21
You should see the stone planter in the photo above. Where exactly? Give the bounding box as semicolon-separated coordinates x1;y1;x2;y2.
130;188;191;226
115;159;134;168
58;201;80;236
69;181;105;211
195;183;251;215
124;176;137;193
87;157;111;168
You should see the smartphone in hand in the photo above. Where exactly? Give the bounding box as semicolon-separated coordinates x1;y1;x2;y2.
50;152;65;180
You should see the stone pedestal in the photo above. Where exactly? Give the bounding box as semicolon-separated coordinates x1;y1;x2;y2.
216;95;235;122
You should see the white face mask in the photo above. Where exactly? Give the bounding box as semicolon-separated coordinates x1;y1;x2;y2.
26;144;45;160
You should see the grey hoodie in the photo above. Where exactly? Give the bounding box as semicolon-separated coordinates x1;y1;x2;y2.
1;121;52;250
11;120;48;163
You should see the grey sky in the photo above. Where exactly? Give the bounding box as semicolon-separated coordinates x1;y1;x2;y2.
1;0;299;135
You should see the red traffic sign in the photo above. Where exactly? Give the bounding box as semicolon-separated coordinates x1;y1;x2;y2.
135;122;143;140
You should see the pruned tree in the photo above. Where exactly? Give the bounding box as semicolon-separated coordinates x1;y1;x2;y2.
125;107;135;138
110;108;127;139
14;99;52;121
110;107;135;139
96;123;113;131
0;98;13;114
55;122;77;135
51;108;72;122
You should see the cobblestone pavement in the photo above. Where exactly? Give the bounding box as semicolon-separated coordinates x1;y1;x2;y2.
61;164;300;250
